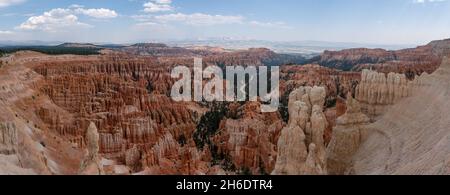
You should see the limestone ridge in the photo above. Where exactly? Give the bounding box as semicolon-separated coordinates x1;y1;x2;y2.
326;93;370;175
272;86;328;175
79;122;104;175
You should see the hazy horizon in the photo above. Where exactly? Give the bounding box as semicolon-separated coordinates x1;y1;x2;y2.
1;0;450;45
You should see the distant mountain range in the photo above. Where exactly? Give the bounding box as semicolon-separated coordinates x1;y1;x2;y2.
0;39;415;55
167;39;415;55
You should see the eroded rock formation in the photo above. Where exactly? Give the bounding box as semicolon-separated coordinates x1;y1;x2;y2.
355;69;431;118
0;53;84;175
79;122;103;175
212;102;284;174
2;38;450;175
310;38;450;74
326;93;370;175
272;86;328;175
280;64;360;105
351;57;450;174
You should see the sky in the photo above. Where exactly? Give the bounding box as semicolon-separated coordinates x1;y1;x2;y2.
0;0;450;45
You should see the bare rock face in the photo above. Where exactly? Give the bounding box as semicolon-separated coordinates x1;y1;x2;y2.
29;55;203;174
79;122;103;175
139;132;210;175
310;105;327;165
272;122;308;175
355;69;429;118
0;122;17;155
212;102;284;175
0;54;84;175
279;65;359;145
311;38;450;74
326;93;370;175
272;86;327;175
280;64;360;107
352;57;450;175
125;145;141;172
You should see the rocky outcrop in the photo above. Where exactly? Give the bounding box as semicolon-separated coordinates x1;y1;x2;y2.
310;39;450;74
3;42;450;176
139;132;211;175
212;102;284;174
0;122;17;155
205;48;280;67
351;57;450;175
0;53;84;175
355;69;430;118
79;122;103;175
272;86;328;175
28;56;203;174
7;50;299;175
315;48;397;71
281;64;360;104
326;93;370;175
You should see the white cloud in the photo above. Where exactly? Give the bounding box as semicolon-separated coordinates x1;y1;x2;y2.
0;0;25;8
135;1;290;29
17;6;118;31
154;13;244;25
74;8;118;19
143;0;173;13
0;30;13;34
17;8;90;32
414;0;447;3
134;13;289;29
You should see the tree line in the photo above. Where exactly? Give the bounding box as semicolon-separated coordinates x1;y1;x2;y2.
0;46;101;55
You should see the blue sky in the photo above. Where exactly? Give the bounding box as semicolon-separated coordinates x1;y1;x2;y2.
0;0;449;45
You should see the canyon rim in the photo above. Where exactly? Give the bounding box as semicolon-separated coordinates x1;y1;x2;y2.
0;0;450;177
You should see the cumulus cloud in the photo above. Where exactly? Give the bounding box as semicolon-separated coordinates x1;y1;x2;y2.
133;13;289;29
17;8;90;31
143;0;173;13
134;1;290;29
17;6;118;31
74;8;118;19
0;0;25;8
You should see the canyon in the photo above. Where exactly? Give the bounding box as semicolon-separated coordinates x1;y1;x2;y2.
1;38;450;175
